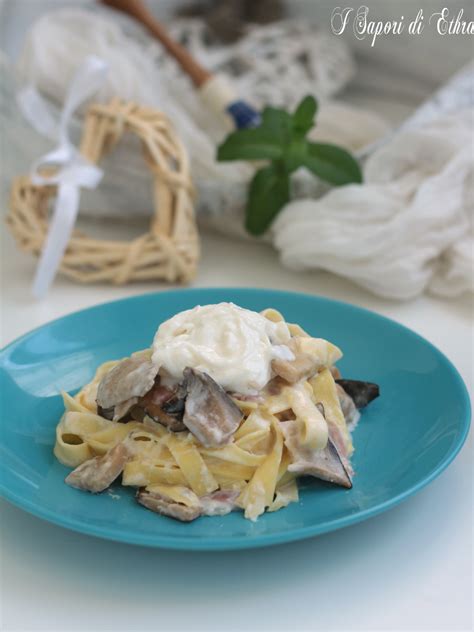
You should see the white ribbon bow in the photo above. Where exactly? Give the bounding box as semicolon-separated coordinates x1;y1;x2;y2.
18;56;108;298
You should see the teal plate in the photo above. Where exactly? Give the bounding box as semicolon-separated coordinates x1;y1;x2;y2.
0;289;470;550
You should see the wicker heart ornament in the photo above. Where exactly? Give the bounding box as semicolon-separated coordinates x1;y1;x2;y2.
7;98;200;284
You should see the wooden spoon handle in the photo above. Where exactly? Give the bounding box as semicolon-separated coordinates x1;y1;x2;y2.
100;0;212;87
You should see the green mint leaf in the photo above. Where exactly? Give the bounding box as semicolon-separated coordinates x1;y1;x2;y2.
292;96;318;135
245;164;290;236
216;96;362;236
217;128;283;161
303;142;363;185
261;106;293;144
283;139;309;173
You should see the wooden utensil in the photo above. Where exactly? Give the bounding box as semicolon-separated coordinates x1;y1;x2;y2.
100;0;261;128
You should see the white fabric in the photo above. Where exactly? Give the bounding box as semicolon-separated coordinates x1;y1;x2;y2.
17;8;161;110
25;56;107;298
273;110;473;300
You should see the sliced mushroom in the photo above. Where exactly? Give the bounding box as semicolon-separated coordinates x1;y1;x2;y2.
96;354;159;412
137;488;201;522
327;420;352;465
228;392;265;404
97;404;115;421
136;487;239;522
336;379;380;408
272;337;342;384
65;442;130;493
200;489;240;516
271;352;316;384
162;384;187;416
132;382;186;432
96;354;188;428
281;421;352;489
148;409;186;432
113;397;139;422
265;376;289;396
336;384;360;429
182;368;243;448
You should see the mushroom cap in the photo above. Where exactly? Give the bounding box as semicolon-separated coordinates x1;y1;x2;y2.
335;379;380;408
97;355;159;410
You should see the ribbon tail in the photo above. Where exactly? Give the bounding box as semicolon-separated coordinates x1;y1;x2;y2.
32;183;80;299
17;86;58;140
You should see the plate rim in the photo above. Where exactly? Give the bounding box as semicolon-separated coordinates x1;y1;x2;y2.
0;287;471;550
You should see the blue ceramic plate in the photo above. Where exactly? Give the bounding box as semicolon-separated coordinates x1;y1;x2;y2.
0;289;470;550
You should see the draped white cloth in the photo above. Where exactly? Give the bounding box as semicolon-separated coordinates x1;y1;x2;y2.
274;110;473;299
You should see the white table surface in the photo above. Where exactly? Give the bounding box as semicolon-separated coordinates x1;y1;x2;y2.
0;224;472;632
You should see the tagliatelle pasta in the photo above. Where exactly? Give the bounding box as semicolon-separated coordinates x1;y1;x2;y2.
54;304;380;522
56;381;292;519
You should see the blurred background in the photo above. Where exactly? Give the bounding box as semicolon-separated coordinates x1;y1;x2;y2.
0;0;472;301
2;0;472;117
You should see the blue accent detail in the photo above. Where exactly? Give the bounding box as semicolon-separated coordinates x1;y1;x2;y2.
227;100;261;129
0;288;471;550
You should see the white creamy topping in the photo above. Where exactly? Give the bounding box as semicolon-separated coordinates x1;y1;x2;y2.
152;303;293;394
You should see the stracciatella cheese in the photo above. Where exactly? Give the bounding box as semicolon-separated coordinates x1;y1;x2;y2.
152;303;294;394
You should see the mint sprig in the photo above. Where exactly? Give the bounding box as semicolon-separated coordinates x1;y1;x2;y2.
217;95;363;236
